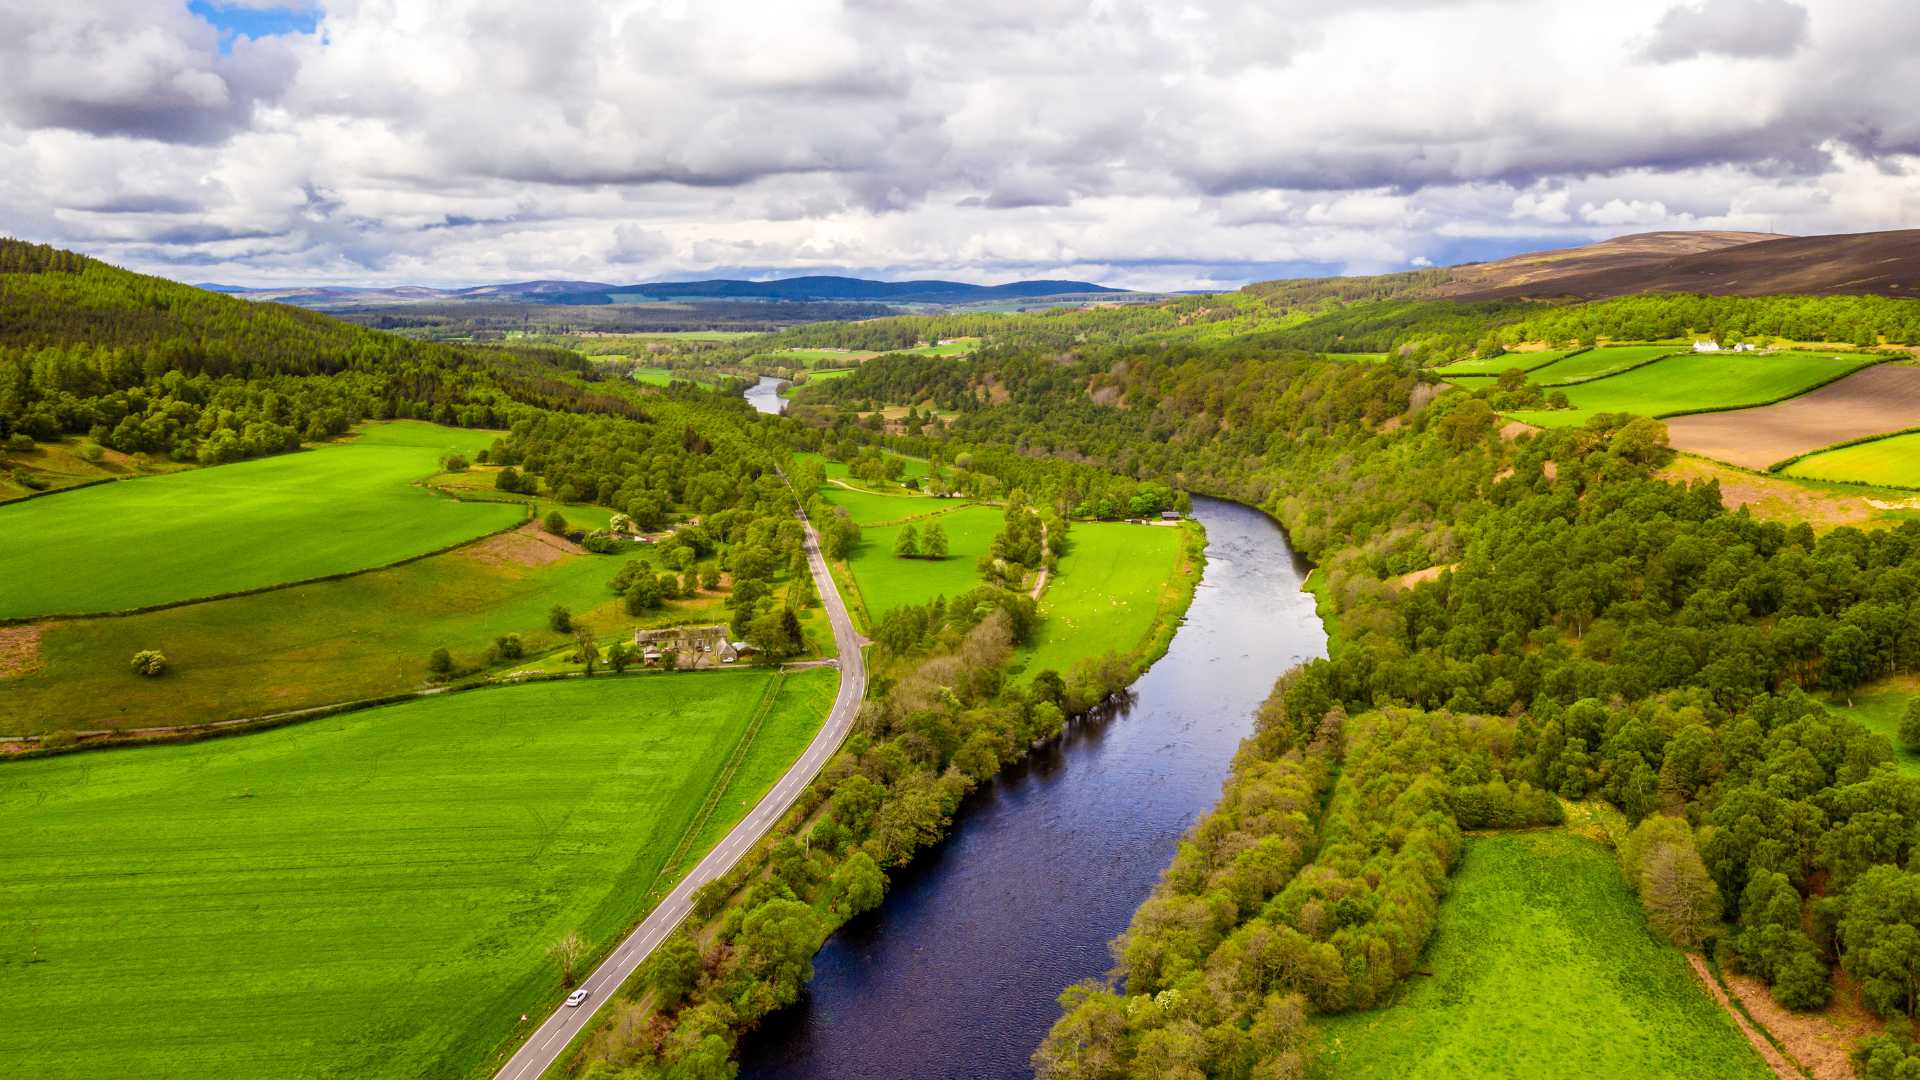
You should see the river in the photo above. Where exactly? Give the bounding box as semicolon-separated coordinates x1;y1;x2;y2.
738;496;1327;1078
745;375;789;415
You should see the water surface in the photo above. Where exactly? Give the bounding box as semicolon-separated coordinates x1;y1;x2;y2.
740;496;1326;1078
745;376;789;415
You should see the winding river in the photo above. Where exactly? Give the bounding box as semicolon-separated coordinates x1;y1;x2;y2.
739;496;1326;1078
745;375;790;415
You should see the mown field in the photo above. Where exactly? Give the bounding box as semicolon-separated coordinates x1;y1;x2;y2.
1532;344;1680;385
839;504;1005;617
1020;521;1187;677
1507;351;1876;428
1436;348;1574;375
1315;831;1769;1079
1787;430;1920;488
0;422;516;619
4;528;720;734
0;670;835;1080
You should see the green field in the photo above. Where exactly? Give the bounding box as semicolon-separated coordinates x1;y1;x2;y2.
799;367;858;384
0;670;835;1080
2;530;731;734
1827;680;1920;774
1436;349;1573;375
1316;831;1769;1079
1021;522;1186;677
0;422;517;619
838;504;1004;618
1786;430;1920;488
1532;345;1681;385
630;366;688;386
1507;352;1876;428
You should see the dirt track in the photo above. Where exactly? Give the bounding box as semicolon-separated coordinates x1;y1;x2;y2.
1665;364;1920;470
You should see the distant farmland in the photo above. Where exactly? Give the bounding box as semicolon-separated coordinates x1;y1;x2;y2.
1506;351;1876;429
1666;363;1920;472
0;670;835;1080
0;422;515;619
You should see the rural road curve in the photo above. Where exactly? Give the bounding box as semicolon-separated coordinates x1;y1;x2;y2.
491;505;866;1080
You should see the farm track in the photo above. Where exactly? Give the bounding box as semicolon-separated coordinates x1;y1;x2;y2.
488;500;866;1080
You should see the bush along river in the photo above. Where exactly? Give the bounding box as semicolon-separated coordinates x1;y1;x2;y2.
744;375;789;415
739;495;1327;1078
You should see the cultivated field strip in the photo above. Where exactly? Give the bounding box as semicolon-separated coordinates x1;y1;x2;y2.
1665;363;1920;471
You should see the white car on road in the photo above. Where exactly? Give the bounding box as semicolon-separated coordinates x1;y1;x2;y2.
565;988;589;1008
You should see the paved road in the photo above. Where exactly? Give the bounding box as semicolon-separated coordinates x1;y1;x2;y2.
491;507;866;1080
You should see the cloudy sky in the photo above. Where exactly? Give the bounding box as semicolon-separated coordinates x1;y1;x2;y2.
1;0;1916;290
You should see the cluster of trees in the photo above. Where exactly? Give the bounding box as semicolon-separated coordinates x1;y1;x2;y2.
891;520;948;559
1508;293;1920;349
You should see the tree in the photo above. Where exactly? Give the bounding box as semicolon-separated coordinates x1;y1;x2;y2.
894;523;921;558
544;509;569;536
827;851;886;917
493;633;524;661
625;574;662;614
575;628;600;675
443;453;469;472
129;650;166;677
427;648;454;676
549;605;572;633
550;931;584;987
922;521;949;559
738;898;824;1009
1623;815;1720;949
607;641;633;673
647;934;703;1011
1841;866;1920;1018
789;566;818;609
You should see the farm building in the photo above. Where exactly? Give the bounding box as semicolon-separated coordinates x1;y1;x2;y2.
631;624;733;669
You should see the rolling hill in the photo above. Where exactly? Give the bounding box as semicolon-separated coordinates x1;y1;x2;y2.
207;274;1122;310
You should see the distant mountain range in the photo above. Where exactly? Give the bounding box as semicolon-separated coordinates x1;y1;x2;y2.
200;275;1125;310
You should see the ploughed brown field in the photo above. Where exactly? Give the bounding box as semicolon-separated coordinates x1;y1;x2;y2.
1665;364;1920;470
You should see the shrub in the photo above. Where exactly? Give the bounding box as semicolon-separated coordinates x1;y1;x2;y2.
5;432;33;452
129;650;166;677
442;453;469;472
493;633;524;661
427;648;454;676
1900;700;1920;753
549;605;572;633
543;510;568;535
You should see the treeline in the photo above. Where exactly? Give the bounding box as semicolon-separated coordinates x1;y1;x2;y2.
1505;292;1920;349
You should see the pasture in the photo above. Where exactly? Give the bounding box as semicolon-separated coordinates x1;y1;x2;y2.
1532;344;1680;385
0;422;516;619
838;504;1004;618
1787;429;1920;488
1506;351;1876;429
1436;348;1573;375
0;670;836;1080
1020;522;1187;677
4;527;722;734
1315;831;1770;1079
1669;363;1920;472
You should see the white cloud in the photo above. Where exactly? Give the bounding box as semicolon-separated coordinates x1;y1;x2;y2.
0;0;1914;288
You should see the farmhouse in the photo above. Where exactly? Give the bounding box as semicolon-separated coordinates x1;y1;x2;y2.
1692;340;1721;353
631;624;733;669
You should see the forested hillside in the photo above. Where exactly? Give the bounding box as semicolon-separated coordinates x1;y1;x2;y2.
0;239;649;465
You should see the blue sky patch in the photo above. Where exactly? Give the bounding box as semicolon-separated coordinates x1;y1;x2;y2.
189;2;320;51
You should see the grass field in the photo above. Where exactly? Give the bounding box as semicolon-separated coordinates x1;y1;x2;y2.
799;367;857;384
3;529;728;734
1020;522;1186;677
1827;678;1920;774
630;366;688;386
838;504;1004;619
1532;345;1681;385
1507;351;1876;428
1786;430;1920;488
0;670;835;1080
1436;349;1573;375
0;422;517;619
1316;831;1770;1079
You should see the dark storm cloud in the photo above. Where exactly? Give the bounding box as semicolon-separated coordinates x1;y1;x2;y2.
1642;0;1810;62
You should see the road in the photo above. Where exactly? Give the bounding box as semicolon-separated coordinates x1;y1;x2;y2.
491;506;866;1080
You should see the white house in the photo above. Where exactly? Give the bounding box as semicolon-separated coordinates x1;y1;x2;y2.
1692;340;1722;353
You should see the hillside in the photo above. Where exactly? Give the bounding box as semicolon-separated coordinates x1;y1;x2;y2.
1244;228;1920;306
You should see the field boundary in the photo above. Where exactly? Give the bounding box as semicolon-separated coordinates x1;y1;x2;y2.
0;473;120;507
1768;424;1920;477
0;503;532;626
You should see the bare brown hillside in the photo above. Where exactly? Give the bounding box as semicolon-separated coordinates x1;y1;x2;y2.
1426;230;1783;299
1440;230;1920;301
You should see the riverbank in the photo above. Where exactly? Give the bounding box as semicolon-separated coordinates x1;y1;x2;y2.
738;496;1324;1079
